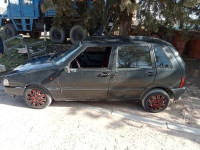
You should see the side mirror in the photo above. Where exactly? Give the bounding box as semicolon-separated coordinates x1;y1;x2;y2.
4;0;7;3
65;66;70;73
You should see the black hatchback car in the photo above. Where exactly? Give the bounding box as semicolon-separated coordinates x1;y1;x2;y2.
3;36;185;112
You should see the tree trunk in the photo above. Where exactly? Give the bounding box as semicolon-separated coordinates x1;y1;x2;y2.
119;12;133;36
119;21;131;36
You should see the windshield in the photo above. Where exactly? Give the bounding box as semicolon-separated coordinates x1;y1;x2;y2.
53;44;82;66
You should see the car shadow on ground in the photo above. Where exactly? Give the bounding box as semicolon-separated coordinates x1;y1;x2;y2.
1;87;200;130
51;96;200;129
51;100;200;145
0;93;27;108
1;87;200;145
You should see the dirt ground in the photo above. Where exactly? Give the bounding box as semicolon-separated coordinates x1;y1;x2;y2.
0;50;200;149
85;57;200;128
0;87;200;150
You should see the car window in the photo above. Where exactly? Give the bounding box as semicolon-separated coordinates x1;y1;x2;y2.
71;46;112;68
23;0;32;4
54;45;82;65
117;46;152;69
154;46;172;68
10;0;19;4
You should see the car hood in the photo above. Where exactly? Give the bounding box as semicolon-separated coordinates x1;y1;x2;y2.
13;55;55;73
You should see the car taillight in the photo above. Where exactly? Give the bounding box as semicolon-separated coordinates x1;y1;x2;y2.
179;77;185;88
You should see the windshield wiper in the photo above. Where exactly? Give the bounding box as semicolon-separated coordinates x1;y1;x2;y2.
50;53;59;60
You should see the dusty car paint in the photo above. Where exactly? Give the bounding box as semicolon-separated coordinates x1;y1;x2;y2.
3;36;185;111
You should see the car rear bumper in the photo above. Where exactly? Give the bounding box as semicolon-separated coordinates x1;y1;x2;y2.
171;87;185;100
4;86;24;96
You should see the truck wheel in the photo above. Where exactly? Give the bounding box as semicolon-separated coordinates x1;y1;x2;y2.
141;89;170;113
23;86;52;109
29;32;41;39
3;24;18;38
70;25;88;45
50;27;66;44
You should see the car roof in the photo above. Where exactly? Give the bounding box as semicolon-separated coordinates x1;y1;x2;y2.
82;36;172;46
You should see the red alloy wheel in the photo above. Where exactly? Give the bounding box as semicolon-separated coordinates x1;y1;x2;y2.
146;95;167;111
27;89;47;107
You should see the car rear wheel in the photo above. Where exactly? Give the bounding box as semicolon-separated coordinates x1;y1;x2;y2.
50;27;66;44
69;25;88;45
23;86;52;109
141;89;170;113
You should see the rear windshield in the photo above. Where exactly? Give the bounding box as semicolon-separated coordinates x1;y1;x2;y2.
154;46;172;68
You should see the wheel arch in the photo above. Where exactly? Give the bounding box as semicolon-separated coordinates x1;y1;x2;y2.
140;86;174;101
1;19;13;26
23;84;53;109
24;84;53;99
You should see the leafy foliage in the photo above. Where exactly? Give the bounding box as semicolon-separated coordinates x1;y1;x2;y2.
136;0;200;39
42;0;199;38
42;0;138;34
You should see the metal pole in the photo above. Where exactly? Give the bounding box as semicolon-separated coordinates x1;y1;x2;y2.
44;24;47;53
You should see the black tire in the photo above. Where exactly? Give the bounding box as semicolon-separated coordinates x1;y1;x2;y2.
141;89;170;113
23;86;52;109
29;32;41;39
69;25;88;45
3;23;18;38
50;27;66;44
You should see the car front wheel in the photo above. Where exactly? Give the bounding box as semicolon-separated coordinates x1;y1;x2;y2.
3;23;18;38
23;86;52;109
141;89;170;113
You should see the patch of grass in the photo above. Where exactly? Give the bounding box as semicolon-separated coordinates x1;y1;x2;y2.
0;32;44;70
0;50;28;70
0;31;71;71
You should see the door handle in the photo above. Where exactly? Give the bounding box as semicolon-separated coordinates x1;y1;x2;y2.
110;74;116;79
98;72;110;77
147;71;153;76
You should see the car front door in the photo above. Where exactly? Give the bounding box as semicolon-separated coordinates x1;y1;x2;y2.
109;44;156;100
21;0;34;17
59;46;114;100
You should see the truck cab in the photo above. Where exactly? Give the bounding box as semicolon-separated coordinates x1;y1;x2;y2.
0;0;93;43
0;0;43;35
0;0;116;44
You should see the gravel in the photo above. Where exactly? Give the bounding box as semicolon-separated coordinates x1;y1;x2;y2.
0;86;200;150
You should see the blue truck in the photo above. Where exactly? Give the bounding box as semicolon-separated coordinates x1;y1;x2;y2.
0;0;115;44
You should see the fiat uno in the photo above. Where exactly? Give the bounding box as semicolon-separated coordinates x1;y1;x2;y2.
3;36;185;113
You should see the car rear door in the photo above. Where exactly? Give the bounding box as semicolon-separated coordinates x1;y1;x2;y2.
21;0;34;17
109;44;156;100
8;0;21;17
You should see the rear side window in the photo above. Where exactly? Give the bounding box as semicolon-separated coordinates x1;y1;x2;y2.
23;0;33;4
117;46;152;69
154;46;172;68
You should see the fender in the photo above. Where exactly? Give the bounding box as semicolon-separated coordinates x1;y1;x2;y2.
140;83;174;100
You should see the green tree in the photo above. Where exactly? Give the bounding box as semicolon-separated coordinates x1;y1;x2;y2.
136;0;200;39
42;0;138;35
42;0;199;38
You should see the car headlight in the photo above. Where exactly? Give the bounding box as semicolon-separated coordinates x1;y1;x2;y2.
3;79;9;86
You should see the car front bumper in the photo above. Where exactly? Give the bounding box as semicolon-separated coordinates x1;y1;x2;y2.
4;86;24;96
171;87;185;100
